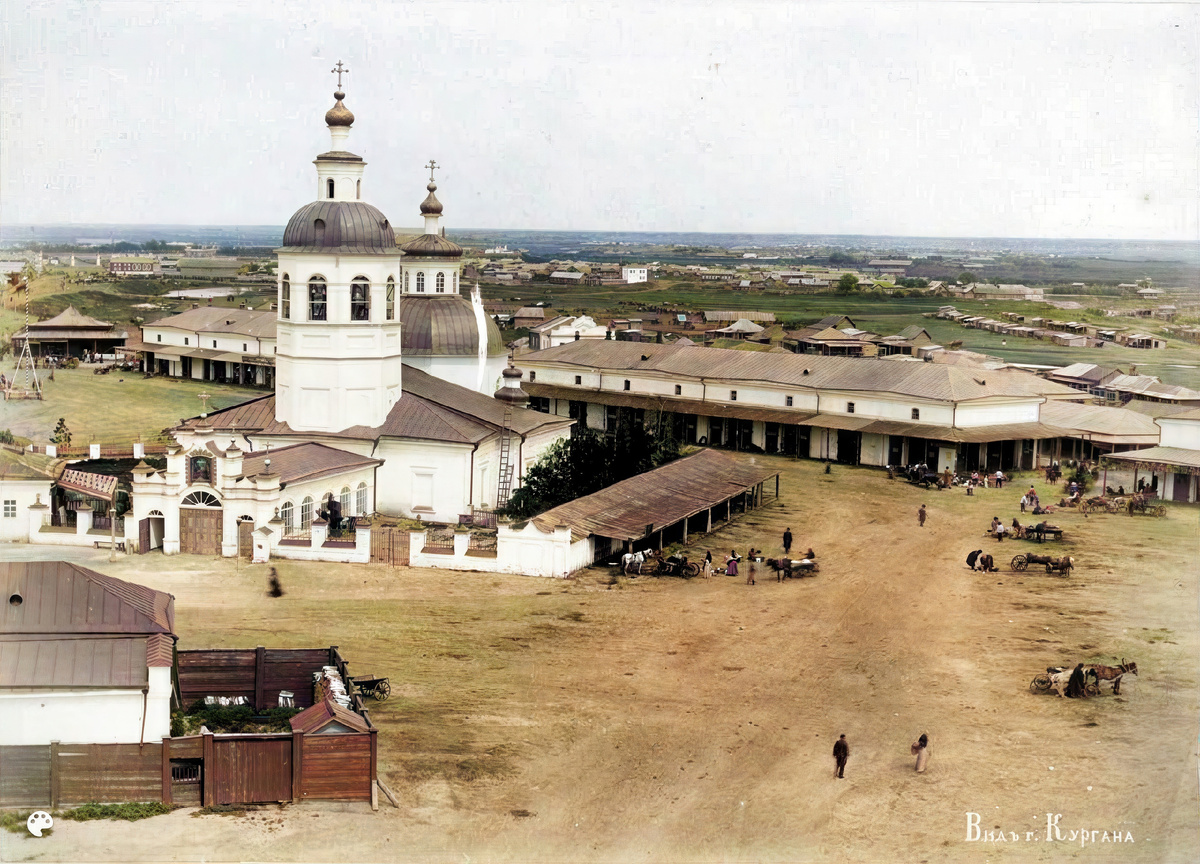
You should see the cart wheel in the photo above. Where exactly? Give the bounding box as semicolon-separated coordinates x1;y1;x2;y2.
1084;681;1100;698
1151;505;1166;517
1011;555;1028;571
1030;675;1051;693
375;680;390;701
683;563;700;579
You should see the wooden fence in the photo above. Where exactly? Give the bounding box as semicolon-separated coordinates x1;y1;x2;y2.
0;743;162;809
176;646;332;711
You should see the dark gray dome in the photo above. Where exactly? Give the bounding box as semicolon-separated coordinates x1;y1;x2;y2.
399;295;506;357
280;201;395;253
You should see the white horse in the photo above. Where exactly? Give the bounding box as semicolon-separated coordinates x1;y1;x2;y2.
621;550;647;574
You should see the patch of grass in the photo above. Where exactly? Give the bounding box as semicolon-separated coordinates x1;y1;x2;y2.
58;802;176;822
0;811;40;835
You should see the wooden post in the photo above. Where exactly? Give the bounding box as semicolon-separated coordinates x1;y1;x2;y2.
291;730;303;803
254;646;266;711
369;729;378;781
49;741;60;809
161;737;172;805
706;508;712;532
202;731;214;807
776;474;780;498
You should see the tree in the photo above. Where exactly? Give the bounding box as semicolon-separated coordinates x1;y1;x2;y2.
957;271;977;285
835;273;859;293
50;418;71;446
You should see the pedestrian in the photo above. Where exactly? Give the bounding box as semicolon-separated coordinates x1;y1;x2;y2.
726;554;739;580
917;504;927;527
782;528;793;554
746;551;757;585
965;549;982;570
702;550;713;579
1020;494;1028;513
267;567;284;598
995;469;1004;489
833;734;849;778
911;733;929;773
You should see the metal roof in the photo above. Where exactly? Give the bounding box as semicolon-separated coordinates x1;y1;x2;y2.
530;449;780;542
703;311;776;323
1103;446;1200;471
0;562;175;636
524;382;819;425
28;306;112;330
0;637;151;688
523;341;1081;403
1039;401;1161;444
398;296;506;357
15;328;128;341
400;232;464;258
279;200;396;253
240;443;382;487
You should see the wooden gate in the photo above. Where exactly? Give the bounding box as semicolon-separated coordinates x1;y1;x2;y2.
138;517;151;554
238;520;254;557
180;508;222;555
370;526;409;566
209;736;292;805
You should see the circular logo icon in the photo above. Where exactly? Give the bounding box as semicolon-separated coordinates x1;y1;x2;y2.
27;811;53;837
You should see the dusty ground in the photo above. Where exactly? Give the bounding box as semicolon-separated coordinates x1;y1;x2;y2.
3;457;1197;863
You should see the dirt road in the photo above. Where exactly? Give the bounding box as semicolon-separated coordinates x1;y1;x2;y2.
5;458;1196;862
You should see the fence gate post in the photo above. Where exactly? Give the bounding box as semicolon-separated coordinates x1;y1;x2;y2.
49;741;60;809
254;646;266;711
202;731;215;807
291;730;303;803
161;737;172;805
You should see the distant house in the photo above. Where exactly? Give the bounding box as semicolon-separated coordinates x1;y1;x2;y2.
529;315;608;350
866;259;912;276
1136;287;1165;298
699;271;737;282
108;256;158;277
548;271;585;285
177;257;241;279
621;266;649;284
1116;332;1167;350
1045;362;1123;394
703;311;776;324
706;319;765;340
512;306;549;329
0;561;176;746
967;283;1044;302
0;448;62;543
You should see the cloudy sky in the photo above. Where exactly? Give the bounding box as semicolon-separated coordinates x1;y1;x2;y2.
1;1;1196;239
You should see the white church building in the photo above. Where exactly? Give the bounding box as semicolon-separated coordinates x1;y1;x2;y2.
128;81;572;557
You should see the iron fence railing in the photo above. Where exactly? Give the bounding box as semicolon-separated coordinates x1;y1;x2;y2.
423;532;455;555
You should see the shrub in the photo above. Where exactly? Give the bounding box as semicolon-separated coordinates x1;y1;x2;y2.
59;802;174;822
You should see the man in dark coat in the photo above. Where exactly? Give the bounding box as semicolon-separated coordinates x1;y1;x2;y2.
783;528;793;554
966;549;982;570
1065;663;1087;698
833;734;849;778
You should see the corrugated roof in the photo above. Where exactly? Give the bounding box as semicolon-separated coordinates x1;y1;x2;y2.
1103;446;1200;470
1163;407;1200;422
524;382;819;425
16;328;128;341
59;470;119;502
531;449;780;541
1040;401;1161;443
290;697;371;734
398;296;505;357
0;447;62;482
28;306;112;330
703;311;776;323
523;341;1080;403
0;638;151;688
0;562;175;636
240;443;382;487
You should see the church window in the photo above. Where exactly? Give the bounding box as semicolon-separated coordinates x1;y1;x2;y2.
340;486;352;516
351;277;371;321
356;482;368;516
157;335;162;342
386;277;395;320
327;179;335;199
404;271;409;292
281;501;294;531
300;496;313;528
314;219;326;244
187;455;213;485
309;277;327;321
416;272;425;293
453;272;458;292
281;275;291;319
181;490;220;507
436;272;445;292
356;179;361;200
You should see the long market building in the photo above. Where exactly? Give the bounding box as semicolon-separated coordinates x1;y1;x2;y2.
518;340;1106;473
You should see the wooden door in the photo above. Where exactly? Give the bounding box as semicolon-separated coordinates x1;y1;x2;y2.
138;518;151;554
180;509;222;556
1173;473;1192;502
238;520;254;557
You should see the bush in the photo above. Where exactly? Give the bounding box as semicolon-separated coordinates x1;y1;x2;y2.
59;802;175;822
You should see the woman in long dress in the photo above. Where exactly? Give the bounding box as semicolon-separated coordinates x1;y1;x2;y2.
726;555;738;579
702;550;713;579
911;733;929;773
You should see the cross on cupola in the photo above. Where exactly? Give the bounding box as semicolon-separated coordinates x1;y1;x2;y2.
426;159;439;182
331;60;349;88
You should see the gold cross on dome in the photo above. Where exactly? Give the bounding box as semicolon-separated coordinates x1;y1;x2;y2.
198;392;212;413
331;61;349;88
426;159;439;181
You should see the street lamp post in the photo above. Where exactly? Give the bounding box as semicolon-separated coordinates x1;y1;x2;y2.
109;507;117;562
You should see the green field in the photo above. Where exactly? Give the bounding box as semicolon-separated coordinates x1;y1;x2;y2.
0;365;258;444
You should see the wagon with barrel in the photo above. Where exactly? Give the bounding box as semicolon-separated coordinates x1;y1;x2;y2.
1010;553;1074;576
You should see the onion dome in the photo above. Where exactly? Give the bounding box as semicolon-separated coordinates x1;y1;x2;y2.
325;90;354;127
281;201;395;253
494;362;529;406
398;295;506;357
420;181;443;215
400;233;464;257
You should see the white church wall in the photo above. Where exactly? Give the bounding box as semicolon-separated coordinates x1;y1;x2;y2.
373;438;474;522
1;479;50;542
401;354;506;396
408;521;586;578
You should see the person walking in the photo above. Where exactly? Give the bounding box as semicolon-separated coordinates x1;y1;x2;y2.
782;528;793;554
911;733;929;773
726;555;738;580
1020;494;1028;513
833;734;849;778
746;550;757;585
995;469;1005;489
917;504;927;528
702;550;713;579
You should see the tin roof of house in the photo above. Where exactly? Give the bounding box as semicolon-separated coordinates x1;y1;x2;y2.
0;561;175;636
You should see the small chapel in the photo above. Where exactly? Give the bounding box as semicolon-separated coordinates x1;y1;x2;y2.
131;74;572;556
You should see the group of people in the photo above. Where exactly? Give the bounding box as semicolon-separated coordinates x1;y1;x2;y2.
832;732;929;778
965;549;997;572
698;528;815;585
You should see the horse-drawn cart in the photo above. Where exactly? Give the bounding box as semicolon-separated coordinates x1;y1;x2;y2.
350;675;391;701
1126;494;1167;518
1030;669;1099;697
1011;553;1074;575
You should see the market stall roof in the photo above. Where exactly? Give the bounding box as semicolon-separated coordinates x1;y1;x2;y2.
1040;401;1161;445
530;449;780;542
1102;446;1200;474
58;469;119;502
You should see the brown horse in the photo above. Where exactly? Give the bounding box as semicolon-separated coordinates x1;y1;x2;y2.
1085;659;1137;695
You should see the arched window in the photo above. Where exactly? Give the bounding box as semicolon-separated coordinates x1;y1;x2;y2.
416;272;425;293
436;272;445;292
356;179;361;200
356;482;368;516
280;274;291;319
281;501;294;531
386;277;395;320
403;271;409;292
301;496;313;528
327;178;335;199
309;276;327;321
453;272;458;292
340;486;352;516
181;490;221;508
351;277;370;321
314;218;326;244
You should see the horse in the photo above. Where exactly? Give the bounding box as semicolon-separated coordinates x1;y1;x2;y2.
1084;659;1137;695
621;550;646;574
1046;665;1098;698
765;557;818;579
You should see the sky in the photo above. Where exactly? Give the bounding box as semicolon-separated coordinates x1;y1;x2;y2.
1;0;1197;240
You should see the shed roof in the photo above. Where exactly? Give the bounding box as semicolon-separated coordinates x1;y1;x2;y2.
0;562;175;636
1103;446;1200;471
531;449;780;542
0;637;159;688
28;306;112;330
58;469;119;502
0;447;62;482
1039;401;1161;444
703;311;776;323
290;697;372;734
